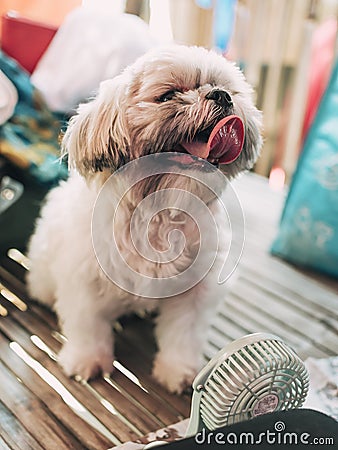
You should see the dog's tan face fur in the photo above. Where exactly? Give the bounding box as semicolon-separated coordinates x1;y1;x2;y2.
63;45;262;182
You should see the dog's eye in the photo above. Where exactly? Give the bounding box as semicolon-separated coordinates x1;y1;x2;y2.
157;90;176;102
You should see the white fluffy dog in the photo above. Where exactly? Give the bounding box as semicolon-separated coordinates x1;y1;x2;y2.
27;45;262;393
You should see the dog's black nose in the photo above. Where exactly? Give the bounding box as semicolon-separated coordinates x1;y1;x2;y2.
206;89;233;109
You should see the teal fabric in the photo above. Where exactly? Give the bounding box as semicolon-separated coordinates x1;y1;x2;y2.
0;50;68;186
271;60;338;278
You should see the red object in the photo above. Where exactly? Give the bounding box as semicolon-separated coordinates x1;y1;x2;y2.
1;12;57;73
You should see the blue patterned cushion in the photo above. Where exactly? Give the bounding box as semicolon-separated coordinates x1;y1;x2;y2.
0;50;67;185
271;60;338;278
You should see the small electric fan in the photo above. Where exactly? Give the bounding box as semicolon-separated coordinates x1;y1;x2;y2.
185;333;309;437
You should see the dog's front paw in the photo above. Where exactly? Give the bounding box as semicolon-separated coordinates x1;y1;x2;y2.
58;341;113;380
152;352;198;394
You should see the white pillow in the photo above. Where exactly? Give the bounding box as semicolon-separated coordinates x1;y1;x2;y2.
31;8;156;114
0;69;18;125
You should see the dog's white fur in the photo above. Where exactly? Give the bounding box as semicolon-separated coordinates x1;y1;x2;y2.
27;45;262;393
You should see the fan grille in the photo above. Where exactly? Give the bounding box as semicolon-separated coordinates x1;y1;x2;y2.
200;338;309;429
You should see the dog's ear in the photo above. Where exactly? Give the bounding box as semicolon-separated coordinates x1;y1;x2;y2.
224;109;263;179
61;77;130;177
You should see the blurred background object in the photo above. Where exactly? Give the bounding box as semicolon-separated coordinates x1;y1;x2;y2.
0;0;82;30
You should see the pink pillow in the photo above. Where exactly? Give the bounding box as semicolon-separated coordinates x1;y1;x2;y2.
302;18;337;141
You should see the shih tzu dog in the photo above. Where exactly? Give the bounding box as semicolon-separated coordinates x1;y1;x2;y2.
27;45;262;393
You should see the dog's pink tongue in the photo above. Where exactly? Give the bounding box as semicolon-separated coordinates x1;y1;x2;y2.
182;115;244;164
208;115;244;164
181;141;210;159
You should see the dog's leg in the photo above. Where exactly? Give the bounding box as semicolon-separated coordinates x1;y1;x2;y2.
152;284;221;394
55;284;114;380
26;225;57;308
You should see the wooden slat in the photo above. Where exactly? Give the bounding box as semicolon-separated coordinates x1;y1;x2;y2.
0;435;12;450
241;256;338;315
242;265;338;320
2;286;190;431
115;333;191;419
230;277;338;355
115;316;191;417
1;256;27;284
0;262;191;419
0;265;26;298
0;311;145;444
0;281;190;442
0;326;120;449
27;303;182;426
0;401;44;450
0;359;86;450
